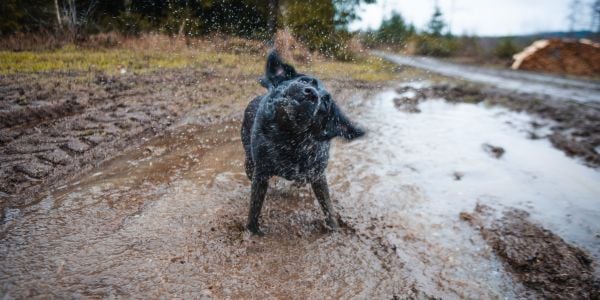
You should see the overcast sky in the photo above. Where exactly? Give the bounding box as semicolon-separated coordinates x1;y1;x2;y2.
349;0;596;36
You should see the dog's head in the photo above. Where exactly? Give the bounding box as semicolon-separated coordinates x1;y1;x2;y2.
259;51;364;141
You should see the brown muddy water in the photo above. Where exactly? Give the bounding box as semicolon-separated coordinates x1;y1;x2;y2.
1;84;599;298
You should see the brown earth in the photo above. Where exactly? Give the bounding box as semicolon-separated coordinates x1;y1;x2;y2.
2;56;599;298
0;66;386;222
0;68;265;216
460;204;600;299
0;74;430;298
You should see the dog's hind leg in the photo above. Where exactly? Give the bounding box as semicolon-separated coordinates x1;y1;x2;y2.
311;175;339;230
247;176;268;235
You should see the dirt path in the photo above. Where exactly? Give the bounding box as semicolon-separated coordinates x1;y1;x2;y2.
0;84;427;298
2;66;599;298
375;52;600;103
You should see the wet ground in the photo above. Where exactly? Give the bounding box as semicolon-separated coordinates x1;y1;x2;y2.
461;205;599;299
0;68;263;212
2;47;600;298
331;86;600;298
2;69;600;297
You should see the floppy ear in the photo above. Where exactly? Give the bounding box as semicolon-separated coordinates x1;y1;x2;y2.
320;101;365;141
264;50;298;88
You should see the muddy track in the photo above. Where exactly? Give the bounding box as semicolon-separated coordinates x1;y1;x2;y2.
0;80;430;298
2;64;599;298
0;69;259;213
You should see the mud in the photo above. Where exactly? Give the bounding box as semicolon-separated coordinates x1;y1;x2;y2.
356;88;600;297
0;83;430;298
2;61;600;298
482;143;505;159
0;68;266;214
394;83;600;167
461;204;600;299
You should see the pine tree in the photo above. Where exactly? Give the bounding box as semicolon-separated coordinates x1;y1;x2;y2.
426;5;446;37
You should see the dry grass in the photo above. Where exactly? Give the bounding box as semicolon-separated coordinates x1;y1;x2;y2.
0;33;400;82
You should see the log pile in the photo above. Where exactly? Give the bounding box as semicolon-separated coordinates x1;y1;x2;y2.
512;39;600;77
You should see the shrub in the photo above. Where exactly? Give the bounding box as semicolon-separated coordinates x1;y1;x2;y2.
414;34;458;57
494;37;519;59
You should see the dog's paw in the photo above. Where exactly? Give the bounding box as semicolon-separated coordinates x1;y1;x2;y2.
324;218;339;231
246;224;265;236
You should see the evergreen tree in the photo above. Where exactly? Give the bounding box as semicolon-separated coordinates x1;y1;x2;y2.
375;11;413;45
426;5;446;37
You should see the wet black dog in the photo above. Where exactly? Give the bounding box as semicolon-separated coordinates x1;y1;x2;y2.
241;51;365;235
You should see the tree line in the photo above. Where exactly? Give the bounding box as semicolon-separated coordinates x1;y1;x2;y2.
0;0;374;57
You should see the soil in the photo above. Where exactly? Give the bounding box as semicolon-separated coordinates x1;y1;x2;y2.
0;68;263;215
2;61;599;298
0;76;430;298
460;204;600;299
394;83;600;167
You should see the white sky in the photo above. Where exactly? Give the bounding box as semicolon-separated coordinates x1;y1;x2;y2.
349;0;596;36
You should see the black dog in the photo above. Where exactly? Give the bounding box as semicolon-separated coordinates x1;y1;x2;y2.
241;51;364;235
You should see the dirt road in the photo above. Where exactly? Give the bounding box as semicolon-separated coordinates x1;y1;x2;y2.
1;63;599;298
375;52;600;103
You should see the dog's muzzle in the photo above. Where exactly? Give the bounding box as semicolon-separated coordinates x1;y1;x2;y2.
286;83;319;103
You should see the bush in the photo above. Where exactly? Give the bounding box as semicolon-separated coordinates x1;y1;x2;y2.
494;38;519;59
414;34;458;57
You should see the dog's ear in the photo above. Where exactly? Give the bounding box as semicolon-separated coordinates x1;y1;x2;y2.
264;50;298;88
320;101;365;141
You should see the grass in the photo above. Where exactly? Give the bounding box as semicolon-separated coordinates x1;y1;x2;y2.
0;45;263;76
0;38;400;83
307;56;399;82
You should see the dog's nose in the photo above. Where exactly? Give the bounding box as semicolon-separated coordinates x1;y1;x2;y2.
303;88;318;102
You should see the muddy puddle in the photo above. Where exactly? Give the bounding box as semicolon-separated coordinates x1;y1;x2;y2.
349;86;600;261
2;84;600;298
0;118;411;298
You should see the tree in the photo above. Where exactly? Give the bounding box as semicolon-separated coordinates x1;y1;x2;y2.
282;0;375;58
0;0;23;35
61;0;100;37
284;0;336;50
592;0;600;32
333;0;376;29
426;5;446;37
568;0;582;33
0;0;55;35
375;11;414;45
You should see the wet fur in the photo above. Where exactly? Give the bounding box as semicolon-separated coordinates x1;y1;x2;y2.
241;51;364;235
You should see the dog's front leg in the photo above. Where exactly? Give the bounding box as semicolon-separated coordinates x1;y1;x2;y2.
311;175;339;230
247;176;268;235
